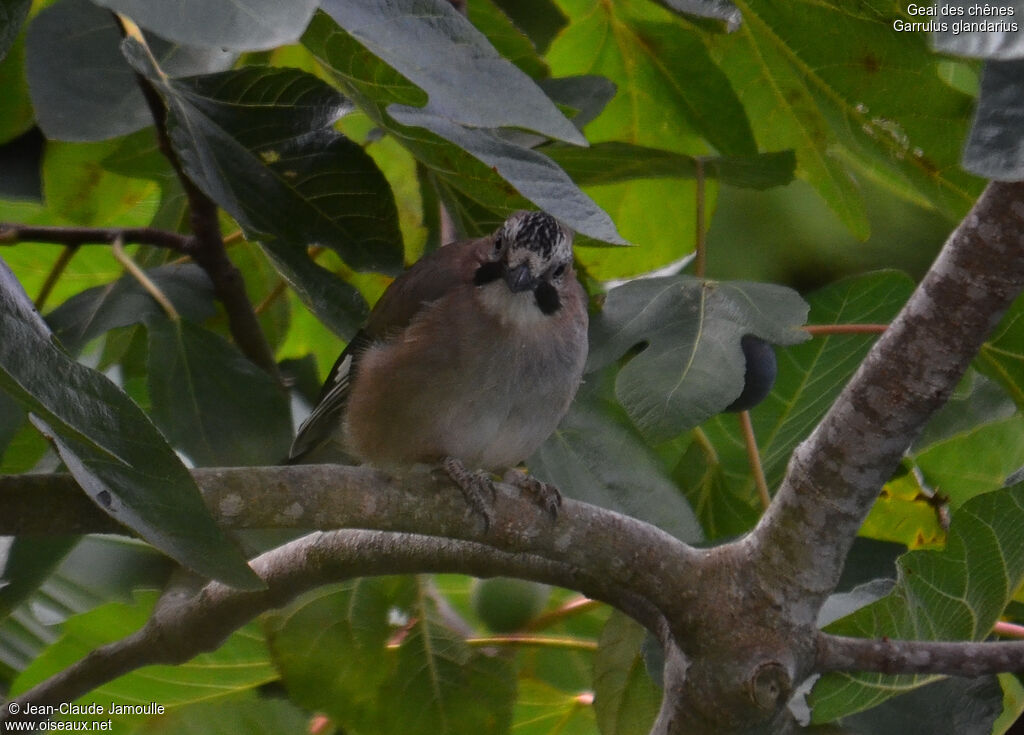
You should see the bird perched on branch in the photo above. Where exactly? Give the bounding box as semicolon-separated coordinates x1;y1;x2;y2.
289;210;588;526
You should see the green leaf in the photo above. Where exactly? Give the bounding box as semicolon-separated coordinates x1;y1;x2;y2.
512;678;597;735
548;0;756;156
589;276;809;442
836;675;1004;735
124;47;405;275
705;0;984;235
92;0;318;51
547;142;795;189
269;577;516;735
810;482;1024;721
320;0;584;145
0;0;30;63
674;271;914;539
43;140;160;227
0;257;260;590
45;264;216;354
0;537;78;622
122;696;311;734
962;60;1024;180
593;611;660;735
302;11;625;246
467;0;550;79
976;279;1024;409
913;415;1024;508
0;30;33;144
531;368;704;542
147;319;292;467
268;578;418;731
11;591;276;707
26;0;235;142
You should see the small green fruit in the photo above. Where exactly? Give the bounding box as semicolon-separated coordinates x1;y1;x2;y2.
471;577;551;632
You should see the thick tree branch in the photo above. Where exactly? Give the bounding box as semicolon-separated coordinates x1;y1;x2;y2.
0;465;701;621
2;529;664;720
747;181;1024;623
817;633;1024;676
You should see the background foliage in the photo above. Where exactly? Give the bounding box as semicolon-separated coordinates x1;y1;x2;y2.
1;0;1023;732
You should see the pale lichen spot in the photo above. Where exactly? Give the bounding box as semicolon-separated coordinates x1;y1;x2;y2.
259;149;281;164
219;493;244;518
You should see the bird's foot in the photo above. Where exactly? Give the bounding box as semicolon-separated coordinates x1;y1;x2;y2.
442;456;496;531
504;468;562;519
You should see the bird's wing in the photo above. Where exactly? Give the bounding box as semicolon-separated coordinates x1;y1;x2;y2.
288;236;492;463
287;330;371;462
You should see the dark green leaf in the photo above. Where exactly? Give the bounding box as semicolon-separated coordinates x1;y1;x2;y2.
0;257;260;589
492;0;567;53
810;483;1024;721
547;142;795;189
0;127;43;200
260;238;369;338
0;0;29;63
124;48;405;274
976;290;1024;400
593;611;660;735
933;1;1024;59
26;0;235;142
531;368;703;542
539;75;618;132
93;0;318;51
914;371;1017;450
817;579;894;629
123;696;311;734
467;0;550;79
303;11;625;246
11;591;275;705
0;30;34;145
0;386;23;455
320;0;584;145
836;676;1004;735
589;276;808;442
963;60;1024;181
0;537;78;622
147;319;292;467
674;271;913;539
390;105;628;244
45;264;216;354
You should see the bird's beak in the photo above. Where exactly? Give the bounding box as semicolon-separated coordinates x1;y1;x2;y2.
504;263;536;293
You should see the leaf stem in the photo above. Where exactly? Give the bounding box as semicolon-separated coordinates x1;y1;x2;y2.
738;410;771;510
802;323;888;336
111;237;179;321
694;157;707;278
465;634;598;651
34;245;79;310
526;595;602;631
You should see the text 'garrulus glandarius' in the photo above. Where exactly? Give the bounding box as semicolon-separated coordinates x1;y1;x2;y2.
288;210;588;526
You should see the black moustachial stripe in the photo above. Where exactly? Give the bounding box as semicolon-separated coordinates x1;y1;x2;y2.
474;261;503;286
534;281;561;314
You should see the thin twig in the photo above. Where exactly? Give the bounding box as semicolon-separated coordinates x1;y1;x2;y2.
802;324;889;336
117;16;280;380
0;223;190;252
254;279;289;315
34;245;79;310
111;237;179;321
738;410;771;510
693;157;707;279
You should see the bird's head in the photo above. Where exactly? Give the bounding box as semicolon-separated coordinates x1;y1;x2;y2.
475;211;575;315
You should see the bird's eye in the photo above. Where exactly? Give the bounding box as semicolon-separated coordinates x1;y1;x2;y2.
493;236;504;253
552;263;566;278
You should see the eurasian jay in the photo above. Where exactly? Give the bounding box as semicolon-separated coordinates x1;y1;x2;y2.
289;210;588;524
